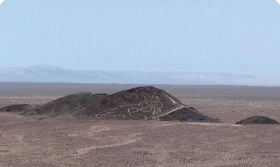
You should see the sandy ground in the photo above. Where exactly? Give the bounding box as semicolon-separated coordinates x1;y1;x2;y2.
0;84;280;167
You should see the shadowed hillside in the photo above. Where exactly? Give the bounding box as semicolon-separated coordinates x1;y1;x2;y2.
0;104;36;113
25;92;107;116
236;116;279;125
72;86;216;122
21;86;216;122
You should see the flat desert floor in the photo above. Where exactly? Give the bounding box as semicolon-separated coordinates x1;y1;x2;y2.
1;83;280;167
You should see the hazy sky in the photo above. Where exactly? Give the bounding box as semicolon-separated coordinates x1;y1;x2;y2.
0;0;280;77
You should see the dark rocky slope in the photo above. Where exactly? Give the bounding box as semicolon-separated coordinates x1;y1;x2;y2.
0;104;36;113
24;92;107;116
22;86;216;122
73;86;216;122
236;116;279;125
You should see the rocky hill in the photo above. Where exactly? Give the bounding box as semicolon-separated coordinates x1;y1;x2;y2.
236;116;279;125
25;92;107;116
0;104;36;113
21;86;216;122
72;86;216;122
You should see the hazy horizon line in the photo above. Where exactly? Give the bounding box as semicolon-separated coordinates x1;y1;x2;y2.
0;64;272;78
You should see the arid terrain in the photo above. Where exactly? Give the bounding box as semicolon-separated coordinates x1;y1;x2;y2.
1;83;280;167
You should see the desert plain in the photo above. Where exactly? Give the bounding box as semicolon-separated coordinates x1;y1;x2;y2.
0;83;280;167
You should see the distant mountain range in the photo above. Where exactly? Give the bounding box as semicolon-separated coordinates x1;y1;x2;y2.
0;65;279;86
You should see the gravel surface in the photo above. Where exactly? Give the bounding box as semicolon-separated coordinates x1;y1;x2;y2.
0;113;280;167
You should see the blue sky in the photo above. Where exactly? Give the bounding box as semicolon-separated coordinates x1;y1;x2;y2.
0;0;280;77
